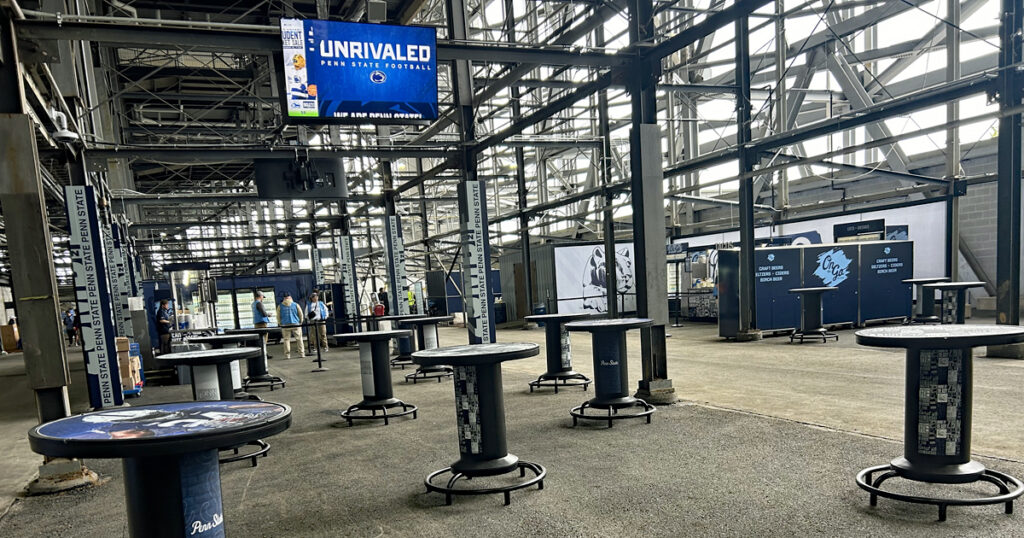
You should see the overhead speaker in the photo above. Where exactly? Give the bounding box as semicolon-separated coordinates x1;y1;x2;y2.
367;0;387;23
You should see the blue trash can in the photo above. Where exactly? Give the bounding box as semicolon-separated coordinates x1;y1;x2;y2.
532;303;547;327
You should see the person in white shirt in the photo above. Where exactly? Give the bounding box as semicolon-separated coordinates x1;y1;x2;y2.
306;291;329;353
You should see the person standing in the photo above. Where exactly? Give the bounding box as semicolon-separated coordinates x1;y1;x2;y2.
378;287;390;315
156;299;173;354
305;291;329;353
62;309;76;346
276;293;304;359
252;291;273;359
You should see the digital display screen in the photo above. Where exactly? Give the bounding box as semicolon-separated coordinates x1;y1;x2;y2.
280;18;438;122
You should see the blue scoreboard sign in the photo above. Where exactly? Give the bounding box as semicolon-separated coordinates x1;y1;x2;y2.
280;19;438;122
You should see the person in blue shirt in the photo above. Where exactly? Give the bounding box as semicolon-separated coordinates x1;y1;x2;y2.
62;309;76;346
156;299;173;354
276;293;304;359
251;291;273;359
305;291;329;353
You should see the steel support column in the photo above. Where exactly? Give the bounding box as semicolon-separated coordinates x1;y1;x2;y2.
448;0;496;344
995;0;1023;326
596;25;619;318
629;0;674;403
735;13;760;340
0;12;72;424
506;0;534;323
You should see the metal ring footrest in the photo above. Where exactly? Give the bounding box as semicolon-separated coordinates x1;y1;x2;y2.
391;357;414;369
789;330;839;343
856;464;1024;521
425;461;546;506
243;376;286;391
571;399;655;428
219;439;270;467
528;373;592;394
339;402;418;426
405;367;454;384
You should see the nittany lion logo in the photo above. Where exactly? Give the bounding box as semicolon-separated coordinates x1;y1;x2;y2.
582;247;634;313
767;253;775;262
883;247;891;255
369;70;387;84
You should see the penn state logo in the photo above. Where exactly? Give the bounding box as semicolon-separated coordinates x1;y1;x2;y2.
883;247;891;255
767;254;775;262
369;70;387;84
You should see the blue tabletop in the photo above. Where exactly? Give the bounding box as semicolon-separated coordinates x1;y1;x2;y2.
29;401;292;458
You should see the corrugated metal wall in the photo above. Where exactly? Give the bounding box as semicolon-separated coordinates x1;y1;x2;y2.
497;244;556;322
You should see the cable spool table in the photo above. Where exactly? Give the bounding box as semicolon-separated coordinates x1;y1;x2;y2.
902;277;950;324
413;343;546;506
564;318;655;427
331;329;418;426
523;312;593;393
855;325;1024;521
158;348;274;467
28;401;291;538
223;328;286;391
400;315;456;383
921;281;987;325
378;314;427;368
787;287;839;343
188;334;263;399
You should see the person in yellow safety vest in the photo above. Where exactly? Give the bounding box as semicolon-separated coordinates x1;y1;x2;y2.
408;289;416;314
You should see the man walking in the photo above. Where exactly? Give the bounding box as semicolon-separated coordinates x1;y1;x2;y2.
252;291;272;358
306;291;329;353
156;299;173;354
277;293;304;359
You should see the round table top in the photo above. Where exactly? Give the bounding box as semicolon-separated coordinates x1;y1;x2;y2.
330;329;412;342
157;347;260;366
565;317;654;332
398;315;454;326
188;333;261;345
413;342;539;367
921;281;987;291
378;314;427;322
524;312;593;323
902;277;951;285
28;401;292;459
788;286;838;294
856;325;1024;349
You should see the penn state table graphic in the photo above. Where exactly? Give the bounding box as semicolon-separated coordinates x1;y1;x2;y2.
29;401;291;537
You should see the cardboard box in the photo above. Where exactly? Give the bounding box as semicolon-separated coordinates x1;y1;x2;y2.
1;325;18;353
115;337;131;352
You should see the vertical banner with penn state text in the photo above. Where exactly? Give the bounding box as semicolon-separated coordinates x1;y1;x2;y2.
338;235;359;320
65;185;123;408
111;225;134;337
384;215;410;316
459;180;495;344
311;235;325;288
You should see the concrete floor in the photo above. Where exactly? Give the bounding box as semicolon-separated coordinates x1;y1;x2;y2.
3;319;1024;536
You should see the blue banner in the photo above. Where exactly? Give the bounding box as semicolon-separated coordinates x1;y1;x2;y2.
281;19;438;121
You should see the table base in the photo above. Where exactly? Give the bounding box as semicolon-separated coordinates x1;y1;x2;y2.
391;356;414;369
528;371;592;394
340;399;418;426
906;315;942;325
219;440;270;467
425;461;546;506
789;328;838;344
856;463;1023;521
570;397;655;428
243;375;286;392
405;366;454;384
